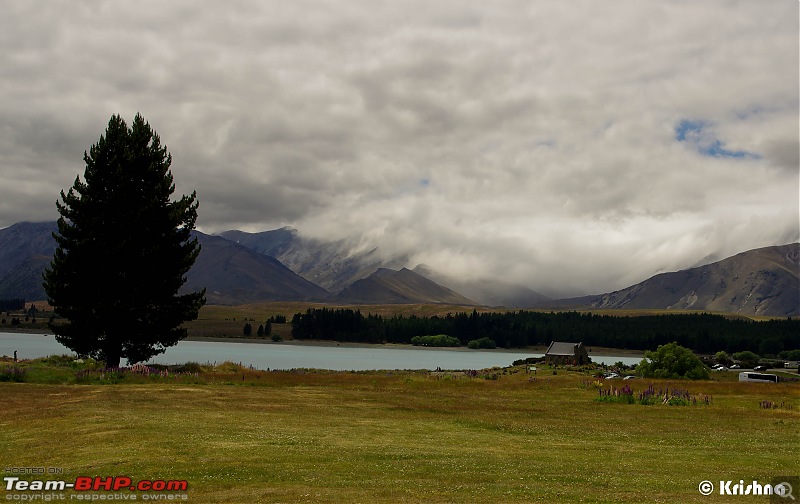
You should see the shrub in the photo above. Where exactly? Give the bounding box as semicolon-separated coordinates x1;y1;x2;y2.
637;342;710;380
714;351;733;366
410;335;460;347
467;337;497;349
271;334;283;342
175;362;204;374
779;349;800;360
732;351;759;367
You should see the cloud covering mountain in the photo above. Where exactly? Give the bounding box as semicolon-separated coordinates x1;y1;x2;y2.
0;221;797;315
0;1;797;297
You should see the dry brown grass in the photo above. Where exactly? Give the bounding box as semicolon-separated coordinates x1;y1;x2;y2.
1;366;797;503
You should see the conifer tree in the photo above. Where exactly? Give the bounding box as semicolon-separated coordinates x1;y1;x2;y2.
43;114;206;367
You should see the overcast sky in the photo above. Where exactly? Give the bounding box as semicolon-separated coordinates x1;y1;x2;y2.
1;1;798;296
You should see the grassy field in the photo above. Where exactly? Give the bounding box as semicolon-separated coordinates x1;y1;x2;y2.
1;359;798;503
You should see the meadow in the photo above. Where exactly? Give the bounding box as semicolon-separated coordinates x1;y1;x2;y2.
1;358;797;503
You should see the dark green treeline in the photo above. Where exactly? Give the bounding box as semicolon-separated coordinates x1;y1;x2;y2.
291;308;799;354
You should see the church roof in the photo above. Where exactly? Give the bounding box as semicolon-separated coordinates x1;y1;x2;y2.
545;341;582;356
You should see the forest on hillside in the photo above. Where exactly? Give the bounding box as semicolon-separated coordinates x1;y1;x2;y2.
291;308;799;355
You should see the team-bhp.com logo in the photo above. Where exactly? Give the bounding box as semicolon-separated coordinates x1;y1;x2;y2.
5;476;188;492
698;479;795;499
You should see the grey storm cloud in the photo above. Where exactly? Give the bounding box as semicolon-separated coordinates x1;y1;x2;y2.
0;0;797;296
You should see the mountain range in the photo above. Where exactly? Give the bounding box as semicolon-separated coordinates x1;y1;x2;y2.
219;228;409;293
0;221;797;316
586;244;799;317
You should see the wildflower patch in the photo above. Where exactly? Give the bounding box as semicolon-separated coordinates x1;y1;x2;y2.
0;365;26;382
759;400;794;410
595;383;712;406
75;363;201;384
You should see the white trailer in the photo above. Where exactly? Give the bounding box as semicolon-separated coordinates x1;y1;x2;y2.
738;372;778;383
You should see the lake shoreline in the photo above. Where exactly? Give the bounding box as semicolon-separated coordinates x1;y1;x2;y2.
1;332;646;369
185;336;646;358
1;330;646;359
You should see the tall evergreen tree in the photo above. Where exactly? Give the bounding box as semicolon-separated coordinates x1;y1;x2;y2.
43;114;206;367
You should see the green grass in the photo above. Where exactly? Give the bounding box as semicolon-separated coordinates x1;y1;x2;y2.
1;360;798;503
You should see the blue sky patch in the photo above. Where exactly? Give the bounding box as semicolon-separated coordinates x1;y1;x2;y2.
675;119;760;159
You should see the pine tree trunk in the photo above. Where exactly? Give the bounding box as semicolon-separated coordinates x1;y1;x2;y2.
105;345;121;368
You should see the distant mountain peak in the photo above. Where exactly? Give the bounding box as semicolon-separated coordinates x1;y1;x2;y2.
412;263;434;276
338;267;477;305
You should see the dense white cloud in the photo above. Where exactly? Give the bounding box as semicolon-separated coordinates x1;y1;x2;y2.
0;0;797;296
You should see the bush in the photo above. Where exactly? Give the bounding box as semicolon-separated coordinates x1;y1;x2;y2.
637;342;709;380
732;351;759;367
467;337;497;349
779;349;800;360
271;334;283;342
174;362;204;374
714;351;733;366
410;335;460;347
